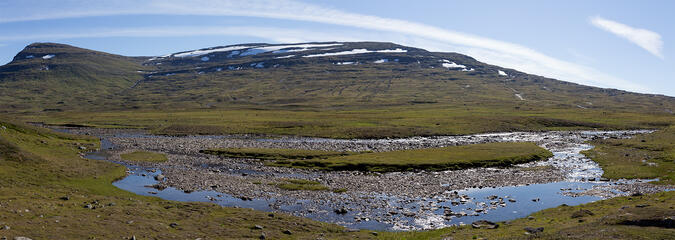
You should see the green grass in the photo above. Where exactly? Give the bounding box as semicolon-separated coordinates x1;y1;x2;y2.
582;126;675;184
3;43;674;139
22;104;674;139
269;142;553;172
201;148;354;160
276;179;330;191
120;150;168;163
0;119;372;239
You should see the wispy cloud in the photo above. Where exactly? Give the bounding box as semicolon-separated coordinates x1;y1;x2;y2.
590;16;664;59
0;0;652;93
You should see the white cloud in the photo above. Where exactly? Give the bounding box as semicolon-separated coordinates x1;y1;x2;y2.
0;0;653;93
590;16;664;59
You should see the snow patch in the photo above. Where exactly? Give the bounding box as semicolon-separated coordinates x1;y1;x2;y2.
25;55;34;59
241;43;343;56
249;62;264;68
275;55;295;59
173;45;254;58
42;54;54;59
303;48;407;58
201;56;210;62
515;94;525;101
335;61;355;65
498;70;508;76
441;62;466;69
374;59;389;63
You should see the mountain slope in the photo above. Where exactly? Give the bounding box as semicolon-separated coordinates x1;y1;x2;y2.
0;43;148;112
1;41;673;113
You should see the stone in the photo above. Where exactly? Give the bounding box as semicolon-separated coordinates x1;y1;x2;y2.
253;225;264;230
471;220;498;229
59;196;70;201
334;207;348;214
84;204;93;209
169;222;179;228
14;238;32;240
524;227;544;234
259;233;266;239
571;209;594;218
282;229;292;235
154;174;165;181
1;226;8;230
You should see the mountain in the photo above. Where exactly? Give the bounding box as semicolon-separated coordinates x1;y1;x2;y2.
1;42;674;114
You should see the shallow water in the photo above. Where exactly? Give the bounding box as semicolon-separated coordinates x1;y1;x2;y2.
79;129;650;231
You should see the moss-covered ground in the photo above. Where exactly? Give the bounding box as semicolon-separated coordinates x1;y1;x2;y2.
582;126;675;185
260;142;552;172
0;120;373;239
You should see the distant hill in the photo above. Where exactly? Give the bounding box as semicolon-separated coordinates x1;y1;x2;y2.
1;42;673;114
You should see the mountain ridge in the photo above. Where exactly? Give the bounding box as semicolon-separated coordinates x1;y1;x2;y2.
1;41;673;114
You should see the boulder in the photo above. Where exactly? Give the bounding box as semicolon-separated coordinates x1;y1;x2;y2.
471;220;498;229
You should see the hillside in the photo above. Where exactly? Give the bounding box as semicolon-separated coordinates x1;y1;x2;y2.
1;42;673;112
0;43;148;112
1;42;674;137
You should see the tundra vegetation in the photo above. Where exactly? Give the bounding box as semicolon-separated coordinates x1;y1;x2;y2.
1;42;674;239
205;142;553;172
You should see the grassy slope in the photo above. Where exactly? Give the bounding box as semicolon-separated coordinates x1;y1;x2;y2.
27;105;675;139
120;151;168;163
264;142;552;172
0;120;373;239
0;43;148;112
2;42;674;138
582;126;675;184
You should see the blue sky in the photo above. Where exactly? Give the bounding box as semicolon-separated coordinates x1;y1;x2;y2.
1;0;673;96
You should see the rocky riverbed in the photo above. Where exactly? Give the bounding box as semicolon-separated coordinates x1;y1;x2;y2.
64;128;672;230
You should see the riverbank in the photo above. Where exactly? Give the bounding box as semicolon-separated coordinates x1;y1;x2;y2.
80;128;671;230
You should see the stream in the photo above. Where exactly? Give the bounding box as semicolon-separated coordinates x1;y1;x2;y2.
75;129;664;231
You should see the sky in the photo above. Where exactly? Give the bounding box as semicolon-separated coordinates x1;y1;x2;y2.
0;0;673;96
